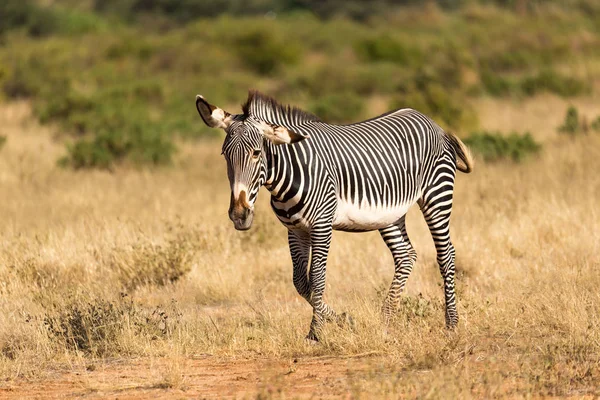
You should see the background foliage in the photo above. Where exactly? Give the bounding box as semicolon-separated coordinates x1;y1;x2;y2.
0;0;599;167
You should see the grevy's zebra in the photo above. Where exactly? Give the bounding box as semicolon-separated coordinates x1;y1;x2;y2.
196;91;473;341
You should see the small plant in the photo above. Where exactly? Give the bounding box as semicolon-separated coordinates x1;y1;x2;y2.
464;131;541;162
110;227;198;290
558;106;600;136
43;295;181;356
0;135;6;151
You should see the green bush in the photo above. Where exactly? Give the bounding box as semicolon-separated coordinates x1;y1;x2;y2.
354;35;422;67
0;136;6;151
309;92;365;124
558;106;582;136
390;82;478;131
480;68;514;96
520;69;587;97
61;124;175;169
463;131;541;162
557;106;600;136
0;0;104;37
233;28;301;75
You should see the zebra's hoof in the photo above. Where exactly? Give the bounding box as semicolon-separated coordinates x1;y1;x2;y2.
305;332;320;344
445;318;458;331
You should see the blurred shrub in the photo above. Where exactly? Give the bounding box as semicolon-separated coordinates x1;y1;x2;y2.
354;35;422;67
463;131;541;162
479;68;514;96
0;0;104;37
0;0;36;35
558;106;582;136
520;69;587;97
390;82;478;130
557;106;600;136
61;124;175;169
0;136;6;151
233;28;301;75
105;38;156;61
309;92;365;124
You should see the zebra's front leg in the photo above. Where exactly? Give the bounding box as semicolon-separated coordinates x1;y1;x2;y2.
288;229;312;304
306;224;336;341
288;229;337;324
379;218;417;324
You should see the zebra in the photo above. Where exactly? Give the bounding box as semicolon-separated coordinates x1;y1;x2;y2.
195;91;473;341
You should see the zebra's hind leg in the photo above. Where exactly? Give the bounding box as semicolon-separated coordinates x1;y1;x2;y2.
420;175;459;329
379;217;417;324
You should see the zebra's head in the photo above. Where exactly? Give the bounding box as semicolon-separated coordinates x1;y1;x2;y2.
195;94;308;231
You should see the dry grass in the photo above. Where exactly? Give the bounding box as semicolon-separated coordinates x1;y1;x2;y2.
0;98;599;398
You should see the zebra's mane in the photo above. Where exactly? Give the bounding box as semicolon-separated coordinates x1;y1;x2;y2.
242;90;321;124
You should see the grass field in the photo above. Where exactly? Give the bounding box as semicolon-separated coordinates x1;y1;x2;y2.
0;94;599;398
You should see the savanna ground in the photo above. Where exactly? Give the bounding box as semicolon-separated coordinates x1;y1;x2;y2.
1;92;599;398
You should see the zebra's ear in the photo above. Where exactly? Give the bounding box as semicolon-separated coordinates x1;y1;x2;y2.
196;95;232;129
259;122;309;145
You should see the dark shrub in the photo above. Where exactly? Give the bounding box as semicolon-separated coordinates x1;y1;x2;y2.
390;82;478;131
309;92;365;124
480;68;514;96
61;124;175;169
464;131;541;162
233;28;301;75
558;106;581;136
520;69;587;97
354;35;422;67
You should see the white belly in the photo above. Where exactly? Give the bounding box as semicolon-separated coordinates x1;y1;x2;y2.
332;197;416;231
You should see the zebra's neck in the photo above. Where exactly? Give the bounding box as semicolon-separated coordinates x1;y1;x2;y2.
263;140;294;200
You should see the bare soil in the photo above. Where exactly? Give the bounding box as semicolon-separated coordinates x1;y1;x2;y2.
0;355;379;399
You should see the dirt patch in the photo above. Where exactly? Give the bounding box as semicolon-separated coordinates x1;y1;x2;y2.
0;355;379;399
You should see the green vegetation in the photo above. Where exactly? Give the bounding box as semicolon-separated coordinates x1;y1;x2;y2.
0;136;6;151
310;92;366;124
464;131;541;162
558;106;583;136
0;1;598;168
558;106;600;136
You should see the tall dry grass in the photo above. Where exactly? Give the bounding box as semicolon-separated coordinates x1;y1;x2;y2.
0;99;599;397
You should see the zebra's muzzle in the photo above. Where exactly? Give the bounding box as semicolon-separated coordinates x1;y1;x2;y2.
231;212;254;231
229;191;254;231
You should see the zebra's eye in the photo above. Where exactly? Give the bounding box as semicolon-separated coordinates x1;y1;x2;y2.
251;149;261;159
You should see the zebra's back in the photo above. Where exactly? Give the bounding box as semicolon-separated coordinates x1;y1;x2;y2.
295;109;453;231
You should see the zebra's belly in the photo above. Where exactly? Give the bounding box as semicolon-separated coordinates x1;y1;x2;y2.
332;198;415;231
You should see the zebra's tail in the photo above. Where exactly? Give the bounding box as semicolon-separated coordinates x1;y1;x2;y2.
446;131;474;174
